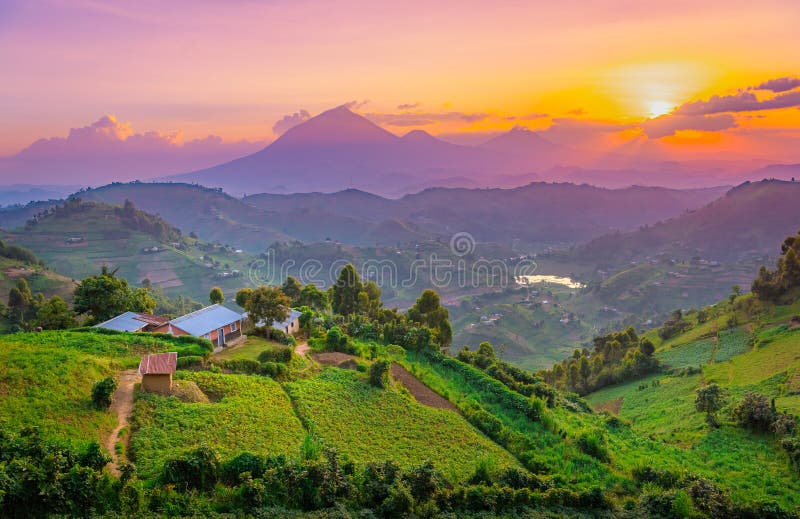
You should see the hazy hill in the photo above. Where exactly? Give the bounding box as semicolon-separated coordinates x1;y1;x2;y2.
5;200;257;302
578;179;800;263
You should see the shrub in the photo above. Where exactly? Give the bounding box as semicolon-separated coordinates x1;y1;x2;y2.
732;392;775;431
575;429;609;462
257;347;292;363
261;362;289;380
91;377;117;409
526;396;546;422
369;360;391;389
221;452;265;484
161;446;220;491
219;358;262;375
176;355;204;369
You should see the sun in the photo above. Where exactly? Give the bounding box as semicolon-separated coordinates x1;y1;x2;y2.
647;100;674;118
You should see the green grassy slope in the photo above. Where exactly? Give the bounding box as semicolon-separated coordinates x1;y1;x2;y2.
284;367;519;482
130;371;307;480
0;330;209;449
585;298;800;508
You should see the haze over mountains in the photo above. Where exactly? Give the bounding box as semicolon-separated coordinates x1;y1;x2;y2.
3;106;800;199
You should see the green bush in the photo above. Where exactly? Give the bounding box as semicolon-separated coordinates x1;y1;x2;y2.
176;355;204;369
575;429;609;462
91;377;117;409
369;360;391;388
257;346;292;363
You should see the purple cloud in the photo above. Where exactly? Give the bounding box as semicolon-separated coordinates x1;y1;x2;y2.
675;89;800;116
506;112;549;121
272;109;311;135
365;111;489;127
397;103;419;110
752;76;800;93
641;113;737;139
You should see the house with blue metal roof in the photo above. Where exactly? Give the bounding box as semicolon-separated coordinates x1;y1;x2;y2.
153;304;244;348
94;311;169;333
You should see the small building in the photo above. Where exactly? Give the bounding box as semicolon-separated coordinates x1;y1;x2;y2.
154;304;244;348
273;309;302;335
139;352;177;393
94;311;169;333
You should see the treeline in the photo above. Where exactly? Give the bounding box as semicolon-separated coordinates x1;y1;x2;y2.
3;278;76;331
538;327;659;395
150;445;614;517
116;199;182;242
752;229;800;303
0;239;41;265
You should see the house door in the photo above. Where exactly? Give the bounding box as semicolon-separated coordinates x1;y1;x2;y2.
218;328;225;347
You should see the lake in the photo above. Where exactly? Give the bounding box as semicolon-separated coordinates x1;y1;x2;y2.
516;274;584;289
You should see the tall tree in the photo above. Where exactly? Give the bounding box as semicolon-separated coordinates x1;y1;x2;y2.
407;289;452;347
245;286;291;338
209;286;225;305
281;276;303;305
36;296;77;330
8;278;32;324
73;266;155;324
330;264;363;316
298;283;328;312
235;287;253;308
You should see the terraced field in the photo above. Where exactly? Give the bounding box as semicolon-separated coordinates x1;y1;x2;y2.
284;367;519;481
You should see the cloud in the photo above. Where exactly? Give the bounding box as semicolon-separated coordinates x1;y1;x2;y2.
344;99;370;111
675;89;800;116
566;108;586;116
272;109;311;135
2;115;265;184
641;113;737;139
506;112;549;121
365;111;489;127
397;103;419;110
752;76;800;93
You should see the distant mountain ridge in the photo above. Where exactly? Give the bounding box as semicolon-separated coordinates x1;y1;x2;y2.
577;179;800;262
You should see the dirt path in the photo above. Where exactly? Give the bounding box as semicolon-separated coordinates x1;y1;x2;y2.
105;370;140;476
390;364;460;413
295;340;310;358
311;351;358;366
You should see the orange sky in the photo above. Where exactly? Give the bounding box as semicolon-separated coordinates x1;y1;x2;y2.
1;0;799;161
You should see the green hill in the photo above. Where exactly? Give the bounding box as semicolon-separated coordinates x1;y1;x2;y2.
5;199;257;303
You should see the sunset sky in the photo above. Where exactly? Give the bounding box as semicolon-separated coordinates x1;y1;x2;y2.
1;0;799;162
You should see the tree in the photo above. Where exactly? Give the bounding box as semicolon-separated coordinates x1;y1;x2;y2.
729;285;741;304
407;289;452;347
330;264;362;316
298;283;328;312
8;278;32;324
639;338;655;357
235;287;253;308
36;296;77;330
732;392;774;431
695;383;725;428
281;276;303;304
245;286;291;338
209;286;225;305
73;267;155;323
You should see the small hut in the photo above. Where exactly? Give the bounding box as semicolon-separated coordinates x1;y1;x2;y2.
138;352;177;393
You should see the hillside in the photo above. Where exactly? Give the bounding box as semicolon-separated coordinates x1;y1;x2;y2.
584;296;800;507
5;199;257;302
578;179;800;263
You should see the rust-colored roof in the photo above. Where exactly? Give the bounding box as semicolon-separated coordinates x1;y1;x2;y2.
138;352;178;375
134;313;170;325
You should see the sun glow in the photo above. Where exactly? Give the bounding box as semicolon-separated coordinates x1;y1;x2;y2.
647;100;674;117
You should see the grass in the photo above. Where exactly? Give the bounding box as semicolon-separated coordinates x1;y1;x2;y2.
704;325;800;387
656;338;716;370
214;336;284;361
283;367;519;482
0;335;118;449
129;371;306;481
